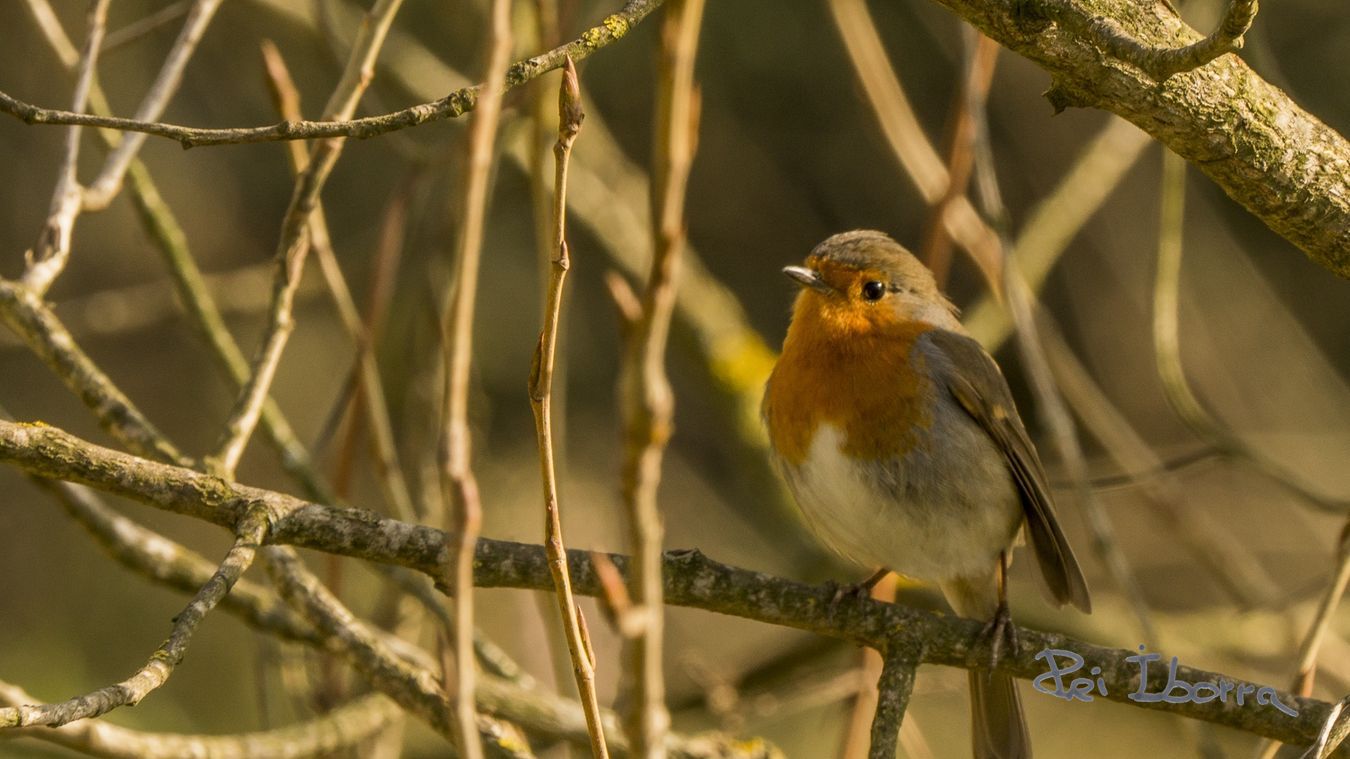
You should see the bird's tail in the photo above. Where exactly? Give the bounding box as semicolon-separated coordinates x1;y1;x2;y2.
942;575;1032;758
969;668;1031;759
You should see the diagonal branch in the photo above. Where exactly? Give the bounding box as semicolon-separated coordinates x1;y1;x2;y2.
924;0;1349;277
0;280;190;467
208;0;407;479
81;0;227;210
264;547;535;757
0;508;268;729
0;0;664;149
21;0;110;296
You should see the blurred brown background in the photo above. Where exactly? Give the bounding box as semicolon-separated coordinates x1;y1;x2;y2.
2;0;1349;756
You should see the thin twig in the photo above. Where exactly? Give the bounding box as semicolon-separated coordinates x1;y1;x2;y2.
527;58;611;759
963;118;1151;349
0;0;665;148
1036;313;1284;610
962;55;1168;659
208;0;407;479
916;34;999;286
437;0;513;755
258;38;417;522
1035;0;1259;81
81;0;227;210
617;1;704;755
0;509;268;728
1289;530;1350;698
2;680;399;759
527;0;580;719
825;0;1002;291
101;2;192;53
1151;150;1348;516
264;548;535;757
21;0;110;296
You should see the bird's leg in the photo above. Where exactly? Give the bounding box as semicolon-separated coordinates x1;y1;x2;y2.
977;552;1019;669
828;567;891;604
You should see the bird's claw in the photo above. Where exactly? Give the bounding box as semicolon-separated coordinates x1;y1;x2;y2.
976;601;1019;670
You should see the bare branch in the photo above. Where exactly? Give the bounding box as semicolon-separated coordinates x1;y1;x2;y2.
21;0;110;296
616;1;705;755
1036;0;1259;82
0;509;268;728
527;57;612;759
82;0;227;210
437;0;513;754
0;280;190;467
0;0;664;149
865;652;920;759
2;680;399;759
208;0;407;479
0;419;1328;747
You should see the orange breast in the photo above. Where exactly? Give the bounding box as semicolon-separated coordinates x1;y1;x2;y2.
764;299;935;466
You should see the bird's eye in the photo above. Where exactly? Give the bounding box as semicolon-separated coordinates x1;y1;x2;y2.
861;281;886;302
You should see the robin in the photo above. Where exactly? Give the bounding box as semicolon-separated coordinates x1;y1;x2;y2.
762;230;1091;759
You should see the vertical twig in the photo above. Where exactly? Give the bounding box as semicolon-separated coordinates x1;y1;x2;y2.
838;574;897;759
81;0;227;210
527;58;610;759
22;0;110;296
825;0;1003;290
258;39;417;523
617;1;704;755
958;31;1168;652
865;651;919;759
437;0;513;756
527;3;581;711
916;34;999;286
208;0;407;478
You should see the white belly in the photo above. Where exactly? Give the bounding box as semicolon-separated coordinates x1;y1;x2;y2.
782;419;1022;583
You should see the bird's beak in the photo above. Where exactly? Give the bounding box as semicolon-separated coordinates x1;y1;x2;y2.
782;266;833;294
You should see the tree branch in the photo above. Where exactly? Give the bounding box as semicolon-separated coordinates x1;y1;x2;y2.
2;681;400;759
1037;0;1259;82
865;651;920;759
0;508;268;728
0;419;1331;748
932;0;1350;276
0;0;663;149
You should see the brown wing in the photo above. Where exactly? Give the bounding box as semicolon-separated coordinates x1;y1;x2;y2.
925;329;1092;613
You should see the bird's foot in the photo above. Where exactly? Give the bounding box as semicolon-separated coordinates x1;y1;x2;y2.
975;600;1020;670
826;568;891;604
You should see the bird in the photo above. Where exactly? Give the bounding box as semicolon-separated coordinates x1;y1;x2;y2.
761;230;1091;759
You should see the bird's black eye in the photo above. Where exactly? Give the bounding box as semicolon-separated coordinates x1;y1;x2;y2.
862;281;886;302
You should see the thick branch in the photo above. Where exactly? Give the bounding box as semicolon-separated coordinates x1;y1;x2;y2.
0;419;1332;748
0;0;662;149
936;0;1350;276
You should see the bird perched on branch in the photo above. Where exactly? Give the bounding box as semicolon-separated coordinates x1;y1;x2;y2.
762;230;1091;759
